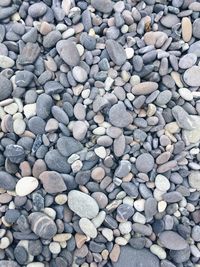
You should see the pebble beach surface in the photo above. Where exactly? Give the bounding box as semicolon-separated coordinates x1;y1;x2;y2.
0;0;200;267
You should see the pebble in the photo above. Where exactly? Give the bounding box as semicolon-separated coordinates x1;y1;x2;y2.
109;102;132;128
39;171;67;194
0;75;12;101
0;55;14;68
132;82;158;95
72;66;88;83
183;66;200;87
91;0;113;13
0;171;16;190
193;18;200;39
57;136;83;157
79;218;97;238
179;53;197;69
13;119;26;135
28;212;57;240
45;149;70;173
16;177;38;197
182;17;192;42
159;231;188;250
150;244;166;260
28;3;47;18
106;39;126;65
178;88;193;101
113;246;160;267
68;190;99;219
135;153;154;173
188;171;200;191
155;175;170;192
57;40;80;66
72;121;87;141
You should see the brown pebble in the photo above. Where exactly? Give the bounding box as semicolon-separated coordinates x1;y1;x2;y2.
75;233;87;248
110;244;121;262
19;161;31;177
156;151;171;165
91;166;105;181
32;159;47;178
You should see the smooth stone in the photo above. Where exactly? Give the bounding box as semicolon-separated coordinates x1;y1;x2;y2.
160;14;180;28
74;103;86;120
4;144;25;164
72;66;87;83
0;171;16;190
0;55;14;68
172;106;193;130
36;94;53;119
117;204;134;221
144;197;157;221
169;245;190;263
28;116;45;135
121;182;138;198
144;31;168;48
15;70;34;87
193;18;200;39
57;40;80;66
44;81;64;95
109;102;132;128
155;174;170;192
156;90;172;106
5;209;20;224
43;30;61;48
150;244;166;260
135;153;154;173
0;74;12;101
188;171;200;191
39;171;67;194
28;212;57;240
13;119;26;135
159;231;188;250
79;218;97;238
182;17;192;42
68;190;99;219
14;246;28;265
72;121;87;141
183;115;200;143
188;41;200;57
183;66;200;86
57;136;83;157
91;0;113;13
0;261;19;267
18;42;40;65
16;177;38;196
115;160;131;178
178;88;193;101
113;246;160;267
28;240;42;256
28;3;47;18
51;106;69;125
106;39;126;65
179;53;197;69
45;149;71;173
163;191;183;203
132;82;158;95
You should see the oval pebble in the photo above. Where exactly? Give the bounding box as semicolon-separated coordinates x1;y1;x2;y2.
16;177;39;197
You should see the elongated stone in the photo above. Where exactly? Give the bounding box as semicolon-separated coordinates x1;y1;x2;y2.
132;82;158;95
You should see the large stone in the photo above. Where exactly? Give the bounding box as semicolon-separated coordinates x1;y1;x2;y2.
183;115;200;143
172;106;193;130
188;41;200;57
183;66;200;86
56;40;80;66
0;74;12;101
112;246;160;267
91;0;113;13
68;190;99;219
16;177;38;196
45;149;71;173
159;231;188;250
28;212;57;239
188;171;200;191
135;153;154;173
57;136;83;157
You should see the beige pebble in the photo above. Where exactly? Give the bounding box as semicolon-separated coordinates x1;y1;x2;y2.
110;244;120;262
53;233;71;242
4;103;18;115
79;218;97;239
158;201;167;212
0;55;14;68
91;166;105;181
94;146;107;159
0;237;10;249
13;118;26;135
55;194;68;205
182;17;192;42
75;233;87;248
16;177;39;197
24;104;36;119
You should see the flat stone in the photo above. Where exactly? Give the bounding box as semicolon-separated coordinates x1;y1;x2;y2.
0;74;12;101
79;218;97;238
183;66;200;86
106;39;126;65
109;102;132;128
45;149;71;173
159;231;188;250
51;106;69;124
132;82;158;95
72;66;87;83
39;171;67;194
161;14;180;28
0;171;16;190
183;115;200;143
0;261;19;267
68;190;99;219
113;246;160;267
115;160;131;178
169;245;190;264
57;40;80;66
29;212;57;240
188;171;200;191
163;191;183;203
179;53;197;69
178;88;193;101
44;81;64;95
91;0;113;13
28;2;47;18
188;41;200;57
13;119;26;135
14;246;28;265
43;30;61;48
117;204;134;221
74;103;86;120
28;116;45;134
135;153;154;173
36;94;53;119
144;31;168;48
16;177;38;196
121;182;138;198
